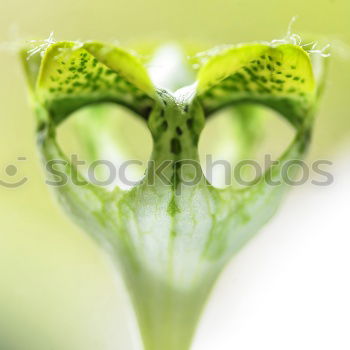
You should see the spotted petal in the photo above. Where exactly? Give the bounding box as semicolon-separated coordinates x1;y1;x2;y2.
196;44;318;127
22;41;157;124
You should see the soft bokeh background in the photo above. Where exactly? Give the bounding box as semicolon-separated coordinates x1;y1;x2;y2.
0;0;349;349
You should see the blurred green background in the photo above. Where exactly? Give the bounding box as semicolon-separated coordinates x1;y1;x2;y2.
0;0;349;349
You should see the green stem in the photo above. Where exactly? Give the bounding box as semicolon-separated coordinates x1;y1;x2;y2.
124;270;216;350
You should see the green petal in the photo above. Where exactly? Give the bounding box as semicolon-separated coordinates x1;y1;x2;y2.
22;41;156;124
196;43;317;126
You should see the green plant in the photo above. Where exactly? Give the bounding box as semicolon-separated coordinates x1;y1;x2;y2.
21;36;327;350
